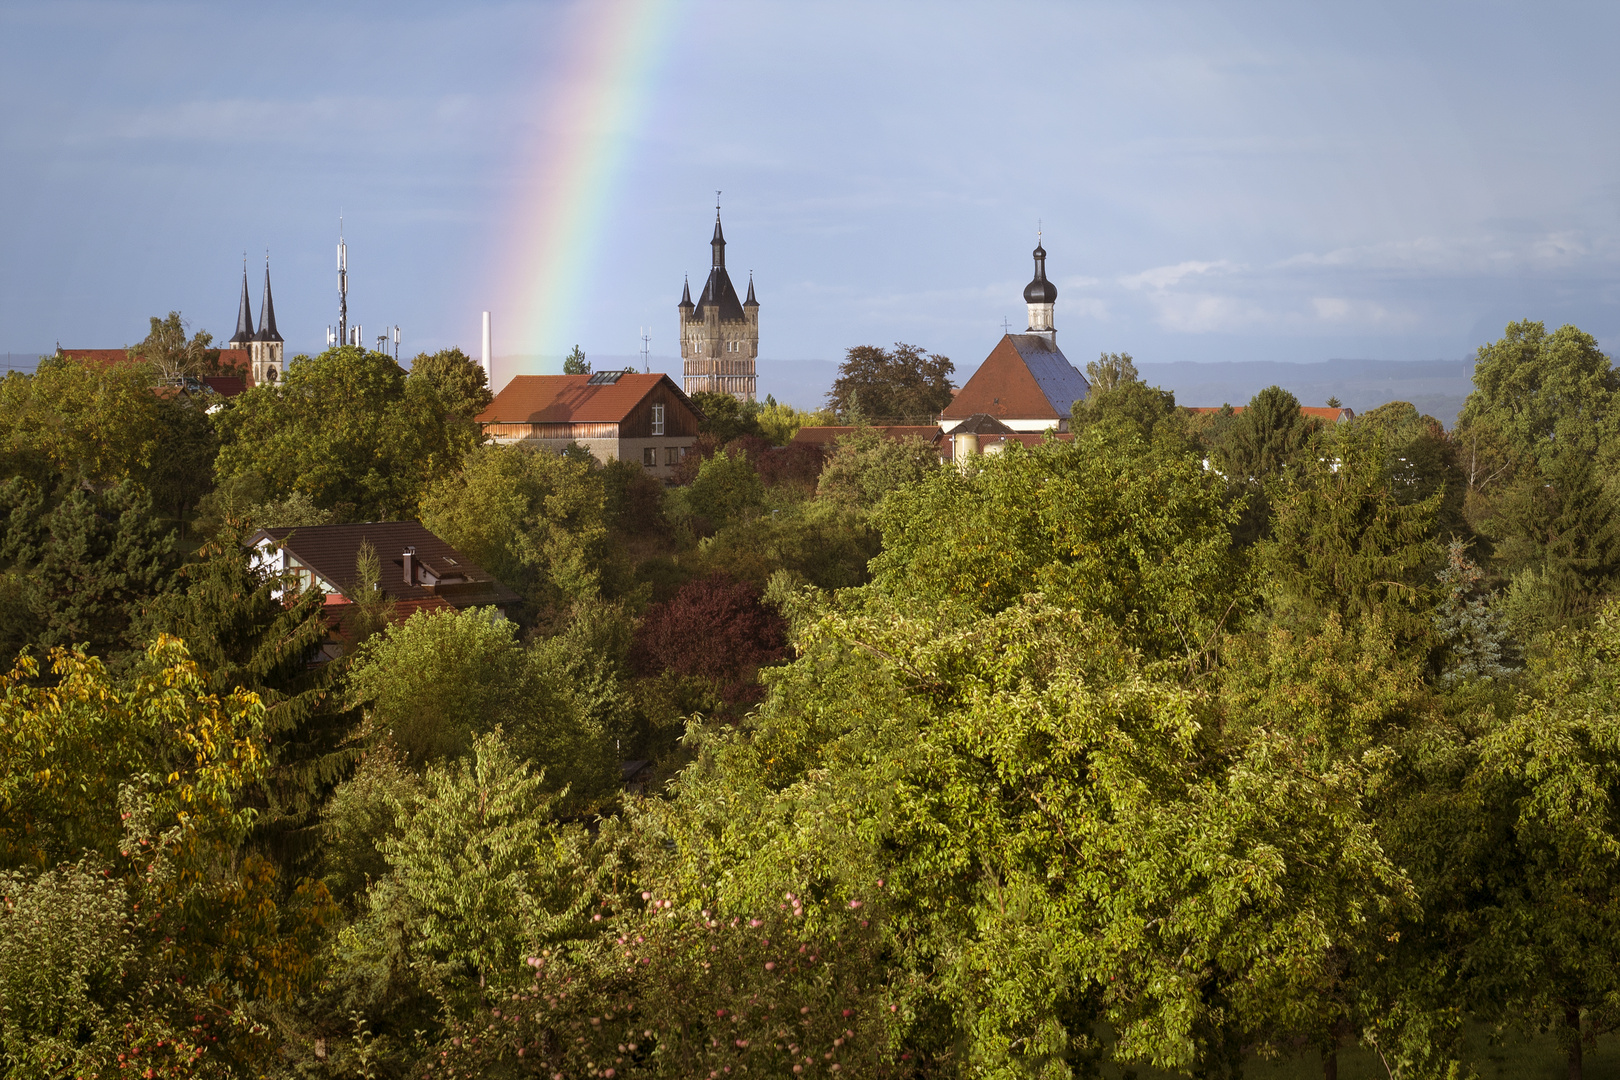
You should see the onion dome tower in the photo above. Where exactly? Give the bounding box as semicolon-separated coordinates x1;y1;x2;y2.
1024;235;1057;339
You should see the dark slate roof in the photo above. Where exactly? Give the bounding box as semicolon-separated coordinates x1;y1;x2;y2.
696;267;746;321
1010;335;1089;416
943;413;1016;436
745;274;758;307
679;276;693;308
256;266;282;343
230;270;254;346
249;521;519;608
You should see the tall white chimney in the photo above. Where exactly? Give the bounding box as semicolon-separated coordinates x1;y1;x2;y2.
480;311;492;385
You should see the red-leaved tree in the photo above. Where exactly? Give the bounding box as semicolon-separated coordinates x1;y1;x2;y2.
632;572;788;704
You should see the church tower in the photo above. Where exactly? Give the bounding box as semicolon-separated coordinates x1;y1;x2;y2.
1024;235;1057;341
679;204;758;401
228;264;255;356
250;261;284;385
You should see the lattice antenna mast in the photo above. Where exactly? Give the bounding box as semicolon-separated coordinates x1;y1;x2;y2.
640;327;650;373
338;215;349;346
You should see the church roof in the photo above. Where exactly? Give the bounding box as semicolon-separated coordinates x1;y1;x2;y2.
940;334;1091;422
230;269;254;346
256;266;282;343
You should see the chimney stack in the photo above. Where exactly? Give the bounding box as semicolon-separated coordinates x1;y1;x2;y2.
402;546;416;586
481;311;492;385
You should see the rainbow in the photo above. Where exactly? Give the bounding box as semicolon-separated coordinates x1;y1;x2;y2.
499;0;677;382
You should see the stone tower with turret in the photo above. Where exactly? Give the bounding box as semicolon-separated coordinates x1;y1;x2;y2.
679;207;758;401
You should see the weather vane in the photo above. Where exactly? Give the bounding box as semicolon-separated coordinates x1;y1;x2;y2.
716;190;722;212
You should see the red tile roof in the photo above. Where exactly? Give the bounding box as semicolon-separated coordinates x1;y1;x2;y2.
59;347;255;389
790;425;942;446
476;373;693;424
1185;405;1355;422
941;335;1090;422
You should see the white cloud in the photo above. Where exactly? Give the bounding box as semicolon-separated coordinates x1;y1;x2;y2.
1119;259;1239;291
1149;292;1272;333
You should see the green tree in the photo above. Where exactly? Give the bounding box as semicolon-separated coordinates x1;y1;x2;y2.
826;342;955;422
871;432;1244;662
213;345;476;521
1071;377;1185;447
1259;423;1441;647
563;345;590;375
408;346;493;420
0;639;334;1077
127;310;217;380
1453;609;1620;1079
641;591;1410;1077
1084;349;1139;394
138;526;355;871
1214;385;1321;484
681;447;764;525
2;482;178;658
1456;320;1618;480
814;428;940;511
689;390;763;444
418;443;610;613
757;396;833;446
345;607;617;805
1434;539;1515;684
0;355;206;496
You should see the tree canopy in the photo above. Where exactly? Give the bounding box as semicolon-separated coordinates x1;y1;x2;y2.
827;342;955;422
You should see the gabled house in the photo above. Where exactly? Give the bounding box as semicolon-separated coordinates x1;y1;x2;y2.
248;521;519;629
475;371;702;477
939;241;1091;434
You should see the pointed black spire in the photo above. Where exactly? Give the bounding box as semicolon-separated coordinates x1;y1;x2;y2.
257;259;283;343
711;210;726;269
679;274;694;309
744;272;758;308
229;262;254;347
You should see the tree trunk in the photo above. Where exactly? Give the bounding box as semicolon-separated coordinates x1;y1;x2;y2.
1323;1044;1338;1080
1566;1006;1583;1080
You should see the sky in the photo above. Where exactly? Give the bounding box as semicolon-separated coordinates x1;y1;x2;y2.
2;0;1617;402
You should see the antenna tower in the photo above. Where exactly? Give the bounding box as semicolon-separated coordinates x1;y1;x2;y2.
337;216;349;346
640;327;650;374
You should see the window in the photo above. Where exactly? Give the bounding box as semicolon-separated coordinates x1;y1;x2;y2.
651;402;665;435
643;447;656;467
665;446;681;465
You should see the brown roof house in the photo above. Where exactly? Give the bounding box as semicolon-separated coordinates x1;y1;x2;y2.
248;521;519;654
475;371;702;479
939;239;1091;435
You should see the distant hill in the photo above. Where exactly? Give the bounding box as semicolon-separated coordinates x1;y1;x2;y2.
499;354;1480;429
1138;358;1476;428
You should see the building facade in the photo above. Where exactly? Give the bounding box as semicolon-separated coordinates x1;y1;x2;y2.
679;209;759;402
476;371;702;479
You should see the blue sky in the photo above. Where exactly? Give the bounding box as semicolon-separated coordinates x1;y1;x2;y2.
2;1;1617;402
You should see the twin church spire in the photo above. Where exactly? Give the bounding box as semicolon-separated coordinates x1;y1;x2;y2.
228;257;284;385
